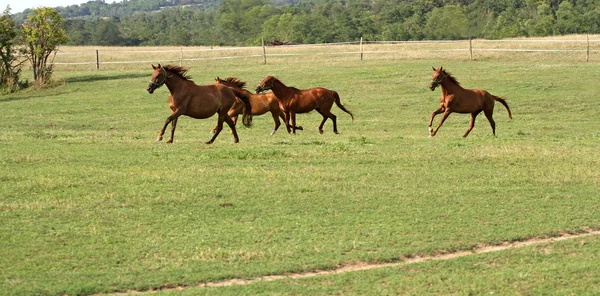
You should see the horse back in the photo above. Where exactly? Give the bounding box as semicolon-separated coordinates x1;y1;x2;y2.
181;83;235;119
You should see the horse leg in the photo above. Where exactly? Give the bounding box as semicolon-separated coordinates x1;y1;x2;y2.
429;107;444;135
463;110;482;138
158;110;182;142
207;115;226;144
291;112;298;134
431;109;451;137
271;111;281;135
316;108;338;134
224;115;239;143
484;109;496;136
167;117;178;143
283;112;292;133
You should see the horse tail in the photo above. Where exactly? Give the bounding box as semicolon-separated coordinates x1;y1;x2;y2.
229;87;253;127
332;91;354;121
493;95;513;119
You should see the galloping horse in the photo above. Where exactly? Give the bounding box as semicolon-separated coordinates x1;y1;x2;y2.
428;67;512;138
213;76;288;135
255;76;354;134
146;64;252;144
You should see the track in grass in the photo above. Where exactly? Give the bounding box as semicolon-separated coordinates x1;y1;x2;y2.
103;229;600;295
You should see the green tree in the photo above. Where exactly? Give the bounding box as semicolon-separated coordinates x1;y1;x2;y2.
19;7;68;86
529;3;555;36
0;7;23;92
555;1;580;34
424;5;469;39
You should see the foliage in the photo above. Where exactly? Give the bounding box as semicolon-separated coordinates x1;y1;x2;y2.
0;7;23;92
11;0;600;46
19;7;68;87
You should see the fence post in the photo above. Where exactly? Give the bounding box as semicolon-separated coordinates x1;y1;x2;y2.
469;38;473;60
96;49;99;70
262;37;267;64
586;34;590;63
360;37;363;60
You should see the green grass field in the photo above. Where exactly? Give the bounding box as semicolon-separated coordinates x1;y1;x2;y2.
1;41;599;295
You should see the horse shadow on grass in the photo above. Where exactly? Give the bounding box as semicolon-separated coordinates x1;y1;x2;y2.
0;74;148;103
65;73;148;83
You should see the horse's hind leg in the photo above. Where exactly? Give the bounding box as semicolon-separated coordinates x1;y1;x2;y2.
484;109;496;136
463;110;482;138
316;109;337;134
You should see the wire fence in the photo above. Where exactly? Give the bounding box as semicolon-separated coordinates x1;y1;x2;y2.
51;37;600;70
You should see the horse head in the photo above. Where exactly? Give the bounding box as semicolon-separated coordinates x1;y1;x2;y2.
147;64;169;94
256;76;276;94
429;66;446;91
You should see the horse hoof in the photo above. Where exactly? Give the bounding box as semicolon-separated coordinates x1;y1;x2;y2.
319;130;324;135
205;141;213;145
233;138;239;143
156;136;163;142
166;140;173;144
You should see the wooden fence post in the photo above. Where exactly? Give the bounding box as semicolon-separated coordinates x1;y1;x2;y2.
96;49;99;70
586;34;590;63
262;37;267;64
469;38;473;60
360;37;363;60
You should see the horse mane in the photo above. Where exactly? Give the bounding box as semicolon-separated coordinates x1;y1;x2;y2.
272;76;300;92
221;77;247;89
442;70;460;86
163;65;192;81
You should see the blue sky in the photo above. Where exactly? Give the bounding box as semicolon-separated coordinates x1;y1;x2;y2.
1;0;121;14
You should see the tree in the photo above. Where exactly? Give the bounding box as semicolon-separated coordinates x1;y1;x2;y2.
19;7;68;87
0;7;23;92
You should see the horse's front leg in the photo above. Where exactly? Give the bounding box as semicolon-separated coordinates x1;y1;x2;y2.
158;109;182;142
291;112;298;134
429;107;444;136
283;111;292;133
431;109;452;137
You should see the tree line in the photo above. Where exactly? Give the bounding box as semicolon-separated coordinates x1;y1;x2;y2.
14;0;600;47
2;0;599;92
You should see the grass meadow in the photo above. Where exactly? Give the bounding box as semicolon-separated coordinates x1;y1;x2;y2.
1;37;599;295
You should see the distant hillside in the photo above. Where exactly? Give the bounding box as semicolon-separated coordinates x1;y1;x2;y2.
11;0;600;47
11;0;225;23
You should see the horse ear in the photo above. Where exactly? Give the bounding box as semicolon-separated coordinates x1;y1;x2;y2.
432;66;436;71
157;63;162;69
215;76;220;81
440;66;444;71
152;64;157;70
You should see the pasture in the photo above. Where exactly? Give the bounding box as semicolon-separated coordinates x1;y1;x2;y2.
1;38;599;295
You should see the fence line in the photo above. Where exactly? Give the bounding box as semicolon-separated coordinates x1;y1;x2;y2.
53;38;600;69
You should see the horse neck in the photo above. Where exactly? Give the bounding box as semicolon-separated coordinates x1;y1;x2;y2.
441;79;462;95
270;79;292;100
164;74;186;94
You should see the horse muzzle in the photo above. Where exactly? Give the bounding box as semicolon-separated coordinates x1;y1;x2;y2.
147;85;155;94
429;83;438;91
255;86;264;94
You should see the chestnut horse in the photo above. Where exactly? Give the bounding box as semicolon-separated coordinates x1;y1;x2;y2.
146;64;252;144
212;76;288;135
428;67;512;138
255;76;354;134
